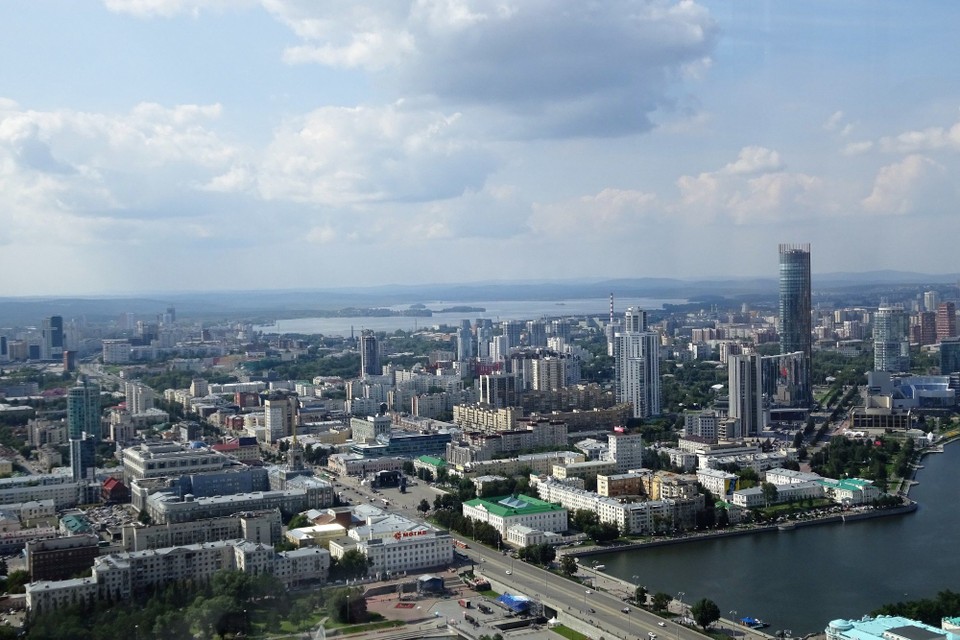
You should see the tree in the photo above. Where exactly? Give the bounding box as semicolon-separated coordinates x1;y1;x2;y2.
288;513;309;529
761;482;779;507
652;592;671;612
328;587;367;624
690;598;721;631
417;498;431;514
560;555;578;576
635;585;648;606
331;550;370;581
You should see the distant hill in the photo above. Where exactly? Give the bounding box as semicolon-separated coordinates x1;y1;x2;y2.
1;270;958;325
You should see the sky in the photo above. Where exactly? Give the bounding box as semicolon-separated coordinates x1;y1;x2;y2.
1;1;960;296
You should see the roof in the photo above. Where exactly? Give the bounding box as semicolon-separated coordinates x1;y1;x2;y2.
417;455;446;467
464;494;566;518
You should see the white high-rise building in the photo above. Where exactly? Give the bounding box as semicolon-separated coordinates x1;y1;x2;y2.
874;303;910;372
614;308;661;419
728;353;764;437
607;432;645;472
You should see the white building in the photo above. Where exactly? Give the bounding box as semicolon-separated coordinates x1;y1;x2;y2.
614;309;661;419
461;494;568;537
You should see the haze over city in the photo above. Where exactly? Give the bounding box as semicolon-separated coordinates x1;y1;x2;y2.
2;2;959;296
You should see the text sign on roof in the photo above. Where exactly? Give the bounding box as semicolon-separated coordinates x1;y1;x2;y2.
393;530;428;540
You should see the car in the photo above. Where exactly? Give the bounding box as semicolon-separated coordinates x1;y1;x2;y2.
658;622;667;627
622;607;630;613
588;608;596;614
648;634;657;639
505;570;512;575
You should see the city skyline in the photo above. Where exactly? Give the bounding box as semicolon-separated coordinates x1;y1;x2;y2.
2;2;960;296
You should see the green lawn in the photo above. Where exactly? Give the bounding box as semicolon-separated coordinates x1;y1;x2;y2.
552;625;591;640
478;589;501;598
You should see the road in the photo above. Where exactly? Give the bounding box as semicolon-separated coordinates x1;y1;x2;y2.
330;474;715;640
462;540;710;640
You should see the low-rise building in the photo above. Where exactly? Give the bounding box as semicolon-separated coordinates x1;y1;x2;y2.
818;478;882;505
462;494;568;537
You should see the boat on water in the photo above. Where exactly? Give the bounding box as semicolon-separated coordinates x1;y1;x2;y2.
740;617;769;629
778;522;796;531
594;564;606;571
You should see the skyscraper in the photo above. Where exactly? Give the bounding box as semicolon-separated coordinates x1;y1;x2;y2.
778;244;812;406
359;330;381;377
67;378;101;441
614;308;661;419
874;303;910;372
41;315;64;360
936;302;956;342
729;353;764;437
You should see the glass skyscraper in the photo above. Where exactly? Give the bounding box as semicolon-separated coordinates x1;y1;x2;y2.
778;244;812;406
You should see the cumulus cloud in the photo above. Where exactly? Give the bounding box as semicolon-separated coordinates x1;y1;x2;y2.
675;146;824;223
253;102;494;205
723;146;783;175
264;0;719;138
529;188;658;237
879;122;960;154
862;154;948;215
0;99;238;248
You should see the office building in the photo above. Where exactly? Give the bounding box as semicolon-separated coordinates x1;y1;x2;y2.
359;330;381;377
67;379;101;441
462;494;568;537
778;243;812;405
941;337;960;375
614;308;661;419
874;303;910;372
729;353;763;437
924;290;940;313
41;316;64;360
69;434;96;482
457;320;473;361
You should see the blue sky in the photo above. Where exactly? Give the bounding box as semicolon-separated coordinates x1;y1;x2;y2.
1;1;959;295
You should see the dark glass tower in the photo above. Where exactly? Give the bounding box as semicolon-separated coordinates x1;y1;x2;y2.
779;243;812;406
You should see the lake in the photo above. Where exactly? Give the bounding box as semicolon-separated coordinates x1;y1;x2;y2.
598;444;960;634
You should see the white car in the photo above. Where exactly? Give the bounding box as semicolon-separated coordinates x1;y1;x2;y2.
658;622;667;627
505;570;512;575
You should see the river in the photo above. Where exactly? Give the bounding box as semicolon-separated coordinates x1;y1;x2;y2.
599;444;960;635
254;297;685;336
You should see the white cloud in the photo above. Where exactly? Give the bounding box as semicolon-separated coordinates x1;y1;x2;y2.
675;146;824;223
0;99;238;248
879;122;960;154
723;146;783;175
103;0;251;18
267;0;718;138
862;154;947;215
842;140;874;156
529;188;658;237
253;102;494;205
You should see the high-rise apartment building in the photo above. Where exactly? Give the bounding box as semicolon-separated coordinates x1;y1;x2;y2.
607;432;645;472
614;308;661;419
359;330;381;377
526;320;547;348
729;353;763;437
67;379;101;441
936;302;956;342
501;321;523;350
874;303;910;372
918;311;938;346
778;244;812;406
924;290;940;313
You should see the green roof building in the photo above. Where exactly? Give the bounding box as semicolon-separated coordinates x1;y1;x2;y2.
462;494;568;536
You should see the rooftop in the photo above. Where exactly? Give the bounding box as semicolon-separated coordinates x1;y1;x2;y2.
464;494;566;518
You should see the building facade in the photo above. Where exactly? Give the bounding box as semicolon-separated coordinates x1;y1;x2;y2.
778;243;812;405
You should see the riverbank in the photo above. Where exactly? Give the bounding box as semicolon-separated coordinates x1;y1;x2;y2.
567;501;917;559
